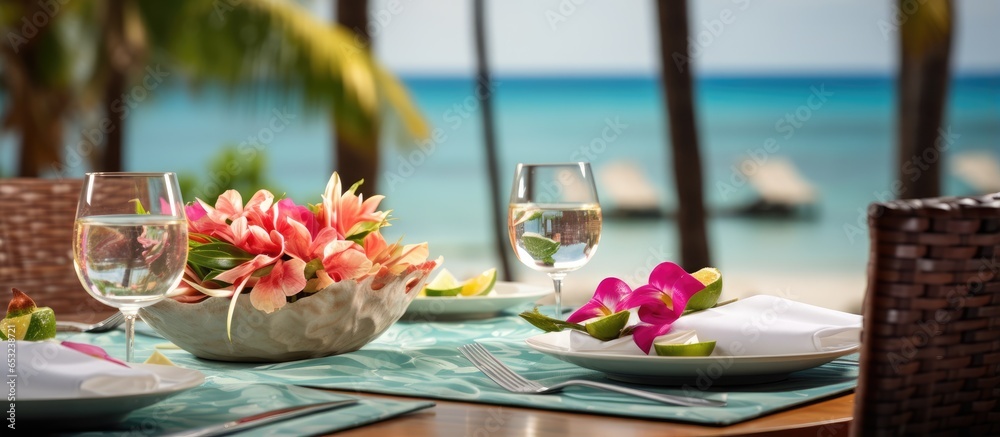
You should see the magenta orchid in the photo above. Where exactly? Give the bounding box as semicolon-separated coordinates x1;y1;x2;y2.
621;262;706;353
522;261;711;355
566;277;633;323
169;172;437;337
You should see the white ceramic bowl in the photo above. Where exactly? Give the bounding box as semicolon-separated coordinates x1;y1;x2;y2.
140;269;430;362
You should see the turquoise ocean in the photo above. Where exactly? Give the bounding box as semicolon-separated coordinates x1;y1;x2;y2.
3;75;998;301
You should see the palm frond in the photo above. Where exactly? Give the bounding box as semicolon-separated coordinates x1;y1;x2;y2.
133;0;428;148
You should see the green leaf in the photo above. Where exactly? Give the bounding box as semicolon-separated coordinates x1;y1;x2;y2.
187;242;254;270
346;220;383;245
303;258;324;279
682;298;739;316
130;199;149;215
518;308;586;333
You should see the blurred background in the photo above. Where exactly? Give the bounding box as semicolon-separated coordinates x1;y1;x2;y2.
2;0;997;313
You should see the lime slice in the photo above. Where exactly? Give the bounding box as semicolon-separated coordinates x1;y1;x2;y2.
687;267;722;312
423;269;464;297
0;313;31;340
654;340;717;357
522;232;559;262
461;268;497;296
584;310;630;341
145;350;177;366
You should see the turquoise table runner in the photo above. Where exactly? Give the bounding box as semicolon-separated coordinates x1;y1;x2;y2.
64;382;432;437
67;304;857;426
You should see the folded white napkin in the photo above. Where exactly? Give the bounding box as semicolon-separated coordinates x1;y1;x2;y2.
15;342;160;400
672;295;861;356
535;295;861;357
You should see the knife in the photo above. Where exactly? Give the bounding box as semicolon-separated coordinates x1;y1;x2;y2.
163;399;358;437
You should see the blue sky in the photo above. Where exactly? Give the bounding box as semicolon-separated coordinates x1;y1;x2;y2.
318;0;1000;76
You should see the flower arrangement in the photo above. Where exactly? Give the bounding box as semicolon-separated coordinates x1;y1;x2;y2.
520;262;725;354
169;172;437;333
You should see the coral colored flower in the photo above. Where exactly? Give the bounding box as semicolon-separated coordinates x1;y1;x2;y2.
178;172;434;317
566;277;633;323
250;258;307;313
321;240;372;282
319;173;387;239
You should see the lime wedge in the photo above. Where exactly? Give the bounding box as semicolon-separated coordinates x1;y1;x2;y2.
687;267;722;312
461;268;497;296
584;310;630;341
522;232;559;262
654;340;717;357
423;269;464;297
0;307;55;341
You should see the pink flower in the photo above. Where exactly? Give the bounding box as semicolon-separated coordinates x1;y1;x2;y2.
320;239;372;282
364;231;429;277
61;341;127;367
178;172;433;317
319;173;387;239
249;258;307;313
620;262;706;353
566;278;632;323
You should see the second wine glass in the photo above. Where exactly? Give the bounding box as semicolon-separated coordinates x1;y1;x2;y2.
507;163;602;317
72;172;188;362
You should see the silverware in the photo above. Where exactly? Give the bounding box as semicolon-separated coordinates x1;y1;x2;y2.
458;343;727;407
55;312;125;333
163;399;358;437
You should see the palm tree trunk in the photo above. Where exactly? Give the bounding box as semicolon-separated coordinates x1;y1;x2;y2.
334;0;380;195
897;0;952;199
99;0;128;172
473;0;513;282
656;0;711;270
2;0;64;177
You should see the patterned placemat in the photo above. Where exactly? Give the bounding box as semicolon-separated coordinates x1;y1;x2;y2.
65;304;857;426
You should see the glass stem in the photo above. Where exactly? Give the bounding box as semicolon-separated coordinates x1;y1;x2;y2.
122;309;138;363
548;272;567;318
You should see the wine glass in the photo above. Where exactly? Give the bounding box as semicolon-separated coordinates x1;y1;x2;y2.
72;172;188;362
508;163;602;317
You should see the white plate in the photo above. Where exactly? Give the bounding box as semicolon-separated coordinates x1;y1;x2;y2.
525;334;858;385
403;282;551;320
15;364;205;426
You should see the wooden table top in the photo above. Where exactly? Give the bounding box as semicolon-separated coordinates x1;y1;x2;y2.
328;390;854;437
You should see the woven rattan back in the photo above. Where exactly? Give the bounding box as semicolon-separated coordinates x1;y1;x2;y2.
854;194;1000;435
0;178;115;321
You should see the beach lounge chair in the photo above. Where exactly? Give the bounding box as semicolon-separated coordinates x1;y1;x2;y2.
596;160;664;218
952;150;1000;194
734;156;818;218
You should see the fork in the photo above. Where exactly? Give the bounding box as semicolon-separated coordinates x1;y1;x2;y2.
458;343;727;407
55;312;125;333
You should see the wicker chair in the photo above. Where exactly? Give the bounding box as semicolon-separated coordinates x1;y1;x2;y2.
0;178;116;322
853;193;1000;435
